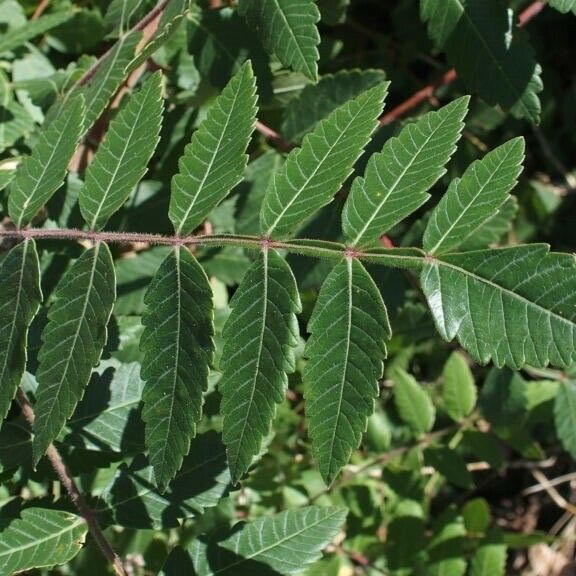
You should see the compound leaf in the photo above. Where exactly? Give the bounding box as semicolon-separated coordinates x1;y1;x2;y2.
304;259;390;484
421;245;576;369
33;243;116;462
140;247;214;491
239;0;321;81
79;72;164;230
0;240;42;422
424;138;524;255
420;0;542;123
8;95;85;228
170;61;257;237
0;508;86;574
343;97;468;249
261;82;388;239
393;368;436;435
554;380;576;460
189;506;348;575
219;250;301;483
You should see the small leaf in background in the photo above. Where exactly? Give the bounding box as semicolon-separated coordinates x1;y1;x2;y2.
0;508;86;574
342;96;468;248
424;446;474;488
8;94;85;228
0;72;35;154
423;137;525;255
100;432;230;529
427;513;467;576
421;245;576;369
261;82;388;239
140;247;214;491
317;0;350;25
393;368;436;436
0;240;42;421
238;0;321;81
188;506;347;575
79;72;164;230
463;498;491;534
170;61;257;237
470;540;507;576
281;68;386;142
33;243;116;462
442;351;477;422
304;258;390;484
554;380;576;460
219;250;301;482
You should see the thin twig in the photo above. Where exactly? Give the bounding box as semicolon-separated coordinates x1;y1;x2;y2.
531;468;576;516
31;0;50;20
16;389;128;576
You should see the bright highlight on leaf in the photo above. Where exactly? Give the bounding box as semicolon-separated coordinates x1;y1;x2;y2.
304;258;390;484
549;0;576;14
79;72;164;231
239;0;321;81
188;506;348;575
422;245;576;369
169;61;257;237
33;243;116;462
0;508;87;575
140;247;215;491
424;137;525;255
261;82;389;239
219;249;301;483
0;240;42;422
8;95;85;228
343;96;468;249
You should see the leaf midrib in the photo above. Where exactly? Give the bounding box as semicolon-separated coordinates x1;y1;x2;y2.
213;509;343;574
436;256;576;329
0;515;85;561
428;145;516;254
266;96;374;237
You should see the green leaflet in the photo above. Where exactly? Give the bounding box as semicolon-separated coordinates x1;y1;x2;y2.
0;508;87;574
304;259;389;484
342;97;468;249
458;196;518;251
261;82;388;240
281;68;387;142
79;72;164;230
470;542;507;576
554;380;576;460
33;243;116;462
548;0;576;14
424;138;524;255
0;71;35;154
421;245;576;369
140;247;214;491
187;506;348;575
219;249;301;482
0;11;73;54
169;61;257;237
393;368;436;436
238;0;321;81
420;0;543;123
442;351;476;422
0;240;42;422
8;95;85;228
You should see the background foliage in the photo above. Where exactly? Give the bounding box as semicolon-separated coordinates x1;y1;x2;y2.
0;0;576;575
